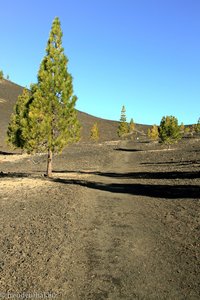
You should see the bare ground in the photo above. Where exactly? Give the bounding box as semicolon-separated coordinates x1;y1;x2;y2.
0;138;200;299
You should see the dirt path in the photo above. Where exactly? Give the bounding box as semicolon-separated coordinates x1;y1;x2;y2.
69;143;200;299
52;144;200;300
0;141;199;299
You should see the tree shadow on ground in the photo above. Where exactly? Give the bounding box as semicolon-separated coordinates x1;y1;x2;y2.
0;171;42;179
53;170;200;180
114;148;142;152
52;177;200;199
141;160;200;166
0;172;29;178
0;151;18;155
1;171;199;199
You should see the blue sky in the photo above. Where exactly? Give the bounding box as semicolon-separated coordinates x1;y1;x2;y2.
0;0;199;125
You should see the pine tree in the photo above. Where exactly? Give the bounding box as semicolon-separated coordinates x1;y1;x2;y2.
7;17;80;177
90;122;99;142
148;124;159;141
7;88;30;149
117;105;129;137
180;122;185;133
0;70;3;80
159;116;181;144
194;118;200;133
129;118;135;133
184;127;190;134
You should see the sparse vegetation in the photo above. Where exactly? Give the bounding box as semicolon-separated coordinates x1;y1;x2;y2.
159;116;181;144
0;70;4;80
90;122;99;142
180;122;185;133
194;117;200;133
129;118;135;133
117;105;129;137
148;124;159;141
7;17;80;177
184;127;190;134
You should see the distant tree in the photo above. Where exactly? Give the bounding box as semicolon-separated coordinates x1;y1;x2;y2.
129;118;135;133
179;122;185;133
194;118;200;133
190;124;196;135
0;70;4;80
7;17;80;177
90;122;99;142
184;127;190;134
6;75;9;80
148;124;159;141
117;105;129;137
159;116;181;144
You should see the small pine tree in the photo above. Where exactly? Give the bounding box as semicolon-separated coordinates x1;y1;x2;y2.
159;116;181;144
191;124;196;134
180;122;184;133
194;118;200;133
7;17;80;177
90;122;99;142
148;124;159;141
129;118;135;133
0;70;4;80
117;105;129;137
7;88;30;149
184;127;190;134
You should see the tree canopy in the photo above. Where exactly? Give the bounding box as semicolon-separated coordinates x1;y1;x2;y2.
117;105;129;137
159;116;181;144
7;17;80;177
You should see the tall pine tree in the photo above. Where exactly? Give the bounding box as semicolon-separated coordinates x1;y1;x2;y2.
117;105;129;137
7;17;80;177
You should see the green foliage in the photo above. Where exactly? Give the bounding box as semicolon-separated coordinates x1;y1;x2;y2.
179;122;185;133
0;70;4;80
90;122;99;142
129;118;135;133
7;88;30;149
120;105;126;123
148;124;159;141
7;17;80;176
194;118;200;133
32;17;80;153
184;127;190;134
159;116;181;144
117;105;129;137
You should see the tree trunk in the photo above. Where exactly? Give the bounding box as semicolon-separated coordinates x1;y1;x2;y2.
46;149;53;177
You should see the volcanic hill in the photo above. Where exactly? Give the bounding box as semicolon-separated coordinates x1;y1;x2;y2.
0;79;147;151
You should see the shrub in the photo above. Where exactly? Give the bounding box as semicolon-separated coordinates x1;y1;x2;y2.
159;116;181;144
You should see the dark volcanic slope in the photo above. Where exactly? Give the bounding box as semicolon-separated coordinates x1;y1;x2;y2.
0;79;147;150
